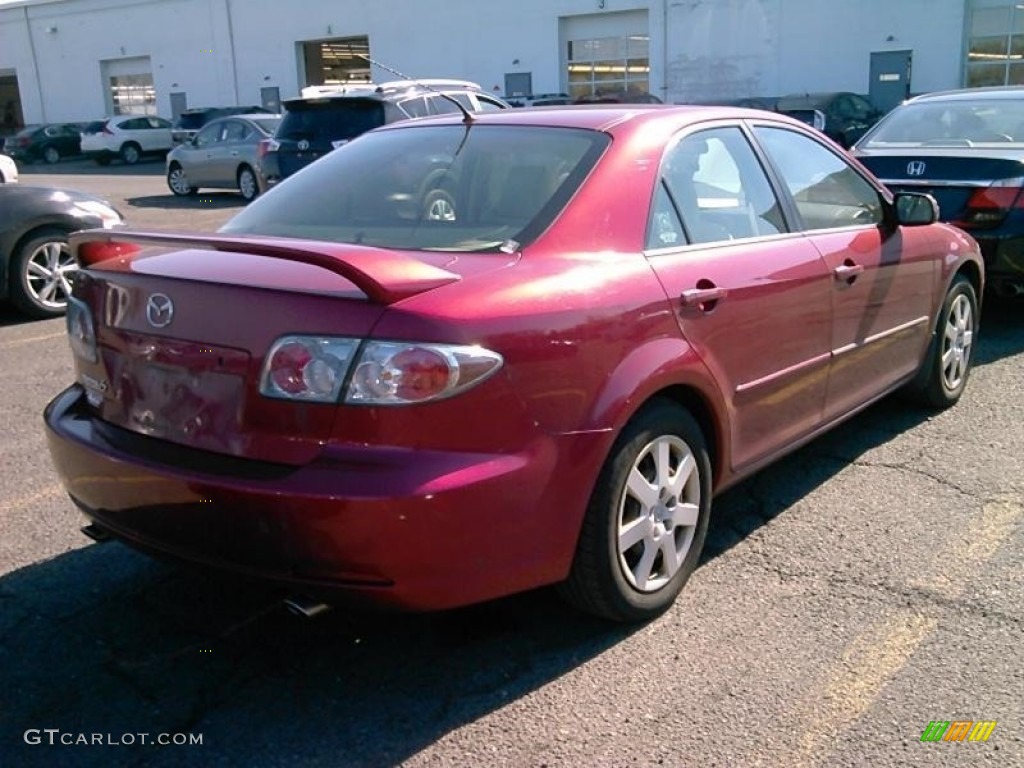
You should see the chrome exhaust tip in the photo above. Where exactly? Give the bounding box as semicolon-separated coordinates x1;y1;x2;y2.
80;523;111;542
283;596;331;619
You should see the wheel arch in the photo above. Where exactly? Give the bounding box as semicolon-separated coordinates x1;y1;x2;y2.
581;336;731;493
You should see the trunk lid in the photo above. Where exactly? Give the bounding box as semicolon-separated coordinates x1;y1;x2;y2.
68;230;509;464
855;149;1024;221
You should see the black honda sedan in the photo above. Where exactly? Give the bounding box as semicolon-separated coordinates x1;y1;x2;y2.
853;85;1024;298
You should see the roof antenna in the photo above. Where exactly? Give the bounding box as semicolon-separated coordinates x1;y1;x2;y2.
358;54;475;125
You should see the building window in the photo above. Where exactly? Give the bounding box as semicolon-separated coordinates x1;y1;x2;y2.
967;1;1024;86
566;34;650;100
110;74;156;115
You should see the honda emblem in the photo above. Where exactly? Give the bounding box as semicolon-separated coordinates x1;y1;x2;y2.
906;160;927;177
297;139;310;151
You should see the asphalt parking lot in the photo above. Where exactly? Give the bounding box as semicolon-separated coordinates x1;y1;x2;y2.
1;157;1022;767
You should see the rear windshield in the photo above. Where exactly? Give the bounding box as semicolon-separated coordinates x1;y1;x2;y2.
222;124;609;252
859;98;1024;147
276;99;386;142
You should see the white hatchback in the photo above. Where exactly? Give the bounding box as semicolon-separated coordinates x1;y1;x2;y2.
0;151;18;183
80;115;173;165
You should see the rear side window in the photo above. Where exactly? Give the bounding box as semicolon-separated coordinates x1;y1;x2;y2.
277;99;386;142
650;126;785;247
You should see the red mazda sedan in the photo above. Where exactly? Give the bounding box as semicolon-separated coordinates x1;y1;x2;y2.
45;105;983;622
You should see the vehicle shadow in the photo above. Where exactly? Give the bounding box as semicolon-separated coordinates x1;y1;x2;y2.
976;294;1024;365
1;297;1020;768
125;193;246;210
0;545;630;768
19;157;167;176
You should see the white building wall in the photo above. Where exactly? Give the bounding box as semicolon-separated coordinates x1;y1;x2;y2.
0;0;970;125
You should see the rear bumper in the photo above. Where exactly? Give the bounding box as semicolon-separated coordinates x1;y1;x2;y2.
45;385;597;611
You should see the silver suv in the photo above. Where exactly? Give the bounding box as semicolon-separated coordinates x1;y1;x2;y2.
257;79;509;190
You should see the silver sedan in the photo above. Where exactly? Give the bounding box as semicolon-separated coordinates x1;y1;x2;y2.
165;114;280;202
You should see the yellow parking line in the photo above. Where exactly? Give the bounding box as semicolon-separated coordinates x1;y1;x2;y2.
910;497;1021;600
0;331;66;351
792;611;938;766
749;497;1020;767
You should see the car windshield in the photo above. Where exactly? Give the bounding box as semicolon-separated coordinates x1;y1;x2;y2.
859;98;1024;146
276;99;386;142
222;124;609;252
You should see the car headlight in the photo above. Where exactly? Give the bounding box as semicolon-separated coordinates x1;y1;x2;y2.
71;200;123;229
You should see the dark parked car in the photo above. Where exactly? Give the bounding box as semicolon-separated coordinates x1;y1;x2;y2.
503;92;573;107
775;92;883;148
166;113;281;201
573;89;663;104
4;123;83;164
258;79;508;190
853;85;1024;298
0;185;122;318
172;105;276;145
46;105;981;622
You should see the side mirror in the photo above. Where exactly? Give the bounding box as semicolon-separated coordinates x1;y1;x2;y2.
893;191;938;225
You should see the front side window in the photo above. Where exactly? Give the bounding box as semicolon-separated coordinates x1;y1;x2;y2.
755;126;883;230
222;125;609;252
194;123;221;147
653;126;785;246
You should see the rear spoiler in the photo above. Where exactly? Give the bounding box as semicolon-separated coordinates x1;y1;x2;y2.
70;229;461;305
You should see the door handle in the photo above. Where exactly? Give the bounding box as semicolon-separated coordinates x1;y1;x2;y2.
680;286;727;310
833;262;864;284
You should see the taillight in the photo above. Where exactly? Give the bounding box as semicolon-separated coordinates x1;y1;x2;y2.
346;342;503;405
953;178;1024;228
257;138;279;161
258;337;503;405
260;337;359;402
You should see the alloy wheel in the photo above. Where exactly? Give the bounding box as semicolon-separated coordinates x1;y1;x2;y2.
616;434;701;592
941;292;974;392
25;239;77;311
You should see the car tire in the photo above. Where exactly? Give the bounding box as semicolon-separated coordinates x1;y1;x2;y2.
558;399;712;622
120;142;142;165
237;165;259;202
42;145;60;164
9;228;77;319
422;188;456;221
167;163;197;196
905;274;978;409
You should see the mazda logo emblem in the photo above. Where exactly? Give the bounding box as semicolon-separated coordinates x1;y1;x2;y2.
297;139;310;151
907;160;927;177
145;293;174;328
